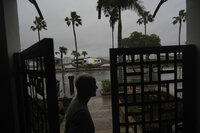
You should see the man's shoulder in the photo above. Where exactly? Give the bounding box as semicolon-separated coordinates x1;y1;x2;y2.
68;99;87;110
66;99;88;118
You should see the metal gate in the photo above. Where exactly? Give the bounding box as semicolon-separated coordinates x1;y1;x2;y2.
14;39;60;133
110;45;196;133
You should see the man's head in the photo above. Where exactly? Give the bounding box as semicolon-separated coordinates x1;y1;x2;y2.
75;73;97;98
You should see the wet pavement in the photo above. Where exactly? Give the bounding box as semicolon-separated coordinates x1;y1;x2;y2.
88;95;112;133
60;89;113;133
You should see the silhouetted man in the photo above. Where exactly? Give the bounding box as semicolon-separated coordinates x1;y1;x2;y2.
65;73;98;133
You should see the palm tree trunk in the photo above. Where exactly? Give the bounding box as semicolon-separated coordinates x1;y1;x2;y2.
38;29;40;41
61;54;65;97
118;6;123;83
178;21;182;60
144;23;149;60
72;23;78;71
118;6;122;48
144;23;147;47
144;23;147;36
112;27;114;48
178;22;181;46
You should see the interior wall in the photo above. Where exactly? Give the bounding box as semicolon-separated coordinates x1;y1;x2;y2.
1;0;21;133
186;0;200;132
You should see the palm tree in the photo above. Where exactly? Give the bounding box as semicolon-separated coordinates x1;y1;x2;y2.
30;16;47;41
153;0;168;18
172;9;186;46
71;50;77;61
81;51;88;58
55;46;67;97
137;11;154;59
105;7;118;48
77;52;81;58
137;11;154;36
98;0;144;48
65;11;82;70
98;0;145;83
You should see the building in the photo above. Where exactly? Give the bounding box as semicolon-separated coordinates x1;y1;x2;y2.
63;57;72;64
1;0;200;133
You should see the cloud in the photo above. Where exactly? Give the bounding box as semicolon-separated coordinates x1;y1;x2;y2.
17;0;186;57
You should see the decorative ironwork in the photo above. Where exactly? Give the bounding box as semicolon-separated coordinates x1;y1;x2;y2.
15;39;60;133
110;45;195;133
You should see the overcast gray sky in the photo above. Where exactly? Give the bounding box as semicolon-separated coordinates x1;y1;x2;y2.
17;0;186;58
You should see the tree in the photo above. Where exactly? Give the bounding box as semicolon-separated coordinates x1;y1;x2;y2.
55;46;67;61
65;11;82;70
30;16;47;41
81;51;88;58
122;31;161;60
104;7;118;48
98;0;144;48
172;9;186;46
153;0;168;18
122;31;143;48
98;0;144;83
122;31;161;48
76;51;81;58
55;46;67;97
71;50;77;61
137;11;154;36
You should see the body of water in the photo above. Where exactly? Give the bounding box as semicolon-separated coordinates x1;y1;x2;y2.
56;68;182;98
56;70;110;98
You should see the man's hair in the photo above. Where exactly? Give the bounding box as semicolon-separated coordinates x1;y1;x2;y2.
75;73;96;95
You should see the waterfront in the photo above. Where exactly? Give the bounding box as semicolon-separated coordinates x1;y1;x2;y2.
56;67;182;98
56;70;110;98
58;70;113;133
58;68;182;132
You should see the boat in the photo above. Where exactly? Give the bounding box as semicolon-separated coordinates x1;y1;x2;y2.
71;57;104;68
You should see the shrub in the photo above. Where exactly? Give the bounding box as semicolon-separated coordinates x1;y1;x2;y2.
58;103;65;123
101;80;111;92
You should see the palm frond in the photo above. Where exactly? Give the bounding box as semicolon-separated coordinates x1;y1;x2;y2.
55;52;60;55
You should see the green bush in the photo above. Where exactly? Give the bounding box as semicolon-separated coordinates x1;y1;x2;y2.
101;80;111;92
58;103;65;123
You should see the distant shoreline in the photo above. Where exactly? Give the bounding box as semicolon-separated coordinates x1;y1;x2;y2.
56;63;178;73
56;66;110;73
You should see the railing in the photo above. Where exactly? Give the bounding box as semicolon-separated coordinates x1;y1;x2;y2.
110;45;196;133
14;39;60;133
